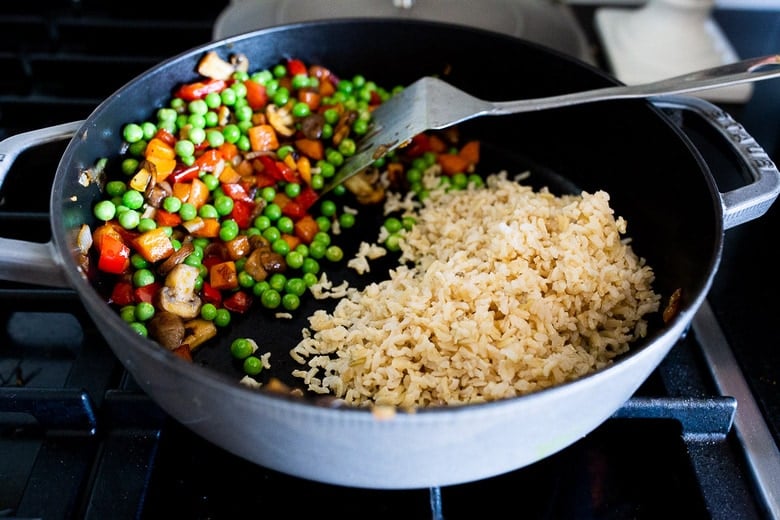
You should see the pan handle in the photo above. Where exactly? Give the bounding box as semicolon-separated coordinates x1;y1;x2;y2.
650;95;780;230
0;121;84;288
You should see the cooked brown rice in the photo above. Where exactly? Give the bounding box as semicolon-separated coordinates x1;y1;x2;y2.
290;172;661;409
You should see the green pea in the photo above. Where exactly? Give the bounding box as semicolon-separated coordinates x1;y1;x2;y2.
137;218;157;233
188;127;206;145
121;190;144;210
119;305;136;323
221;124;240;144
130;253;149;270
385;233;402;252
214;308;231;327
384;216;403;233
268;273;287;292
134;301;155;322
93;200;116;221
214;196;234;216
317;160;335;178
263;203;282;221
121;158;139;176
260;288;281;309
313;231;331;246
301;257;320;275
118;209;140;230
163;196;182;213
262;226;281;243
253;215;271;231
277;216;294;235
206;129;225;148
308;240;326;259
302;272;319;287
338;138;356;157
123;123;144;143
105;180;127;197
175;139;196;158
325;245;344;262
285;277;306;297
315;216;331;233
291;101;310;118
179;203;197;222
231;338;254;360
220;219;239;242
243;356;263;376
201;303;218;321
128;322;148;337
252;280;270;297
284;182;301;198
260;186;276;202
238;271;255;289
199;204;219;219
271;238;290;256
320;199;337;217
338;212;355;229
281;293;300;311
285;250;304;270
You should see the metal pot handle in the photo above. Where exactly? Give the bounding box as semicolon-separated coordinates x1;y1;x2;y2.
0;121;84;288
651;95;780;230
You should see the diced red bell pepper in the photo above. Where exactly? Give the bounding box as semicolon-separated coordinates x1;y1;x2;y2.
155;209;182;227
295;186;319;212
171;344;193;361
201;281;222;306
169;164;200;184
153;128;177;147
221;182;253;203
98;234;131;274
195;149;222;172
202;254;225;270
110;280;135;306
230;199;255;229
275;160;298;183
403;133;431;158
369;90;382;106
223;290;253;313
281;200;305;219
174;79;227;101
286;58;307;77
134;282;161;304
244;80;268;110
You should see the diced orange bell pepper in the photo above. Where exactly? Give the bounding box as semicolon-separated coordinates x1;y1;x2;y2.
294;138;324;160
209;260;238;290
458;140;480;165
133;227;174;263
293;214;319;244
145;137;176;160
247;124;279;152
188;177;210;209
437;152;471;176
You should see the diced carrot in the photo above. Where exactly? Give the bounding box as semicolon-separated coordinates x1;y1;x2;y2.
281;233;301;250
219;163;242;184
155;209;182;227
437;152;471;176
298;89;321;111
458;140;480;165
92;222;124;251
273;192;291;209
218;142;239;161
294;138;324;160
209;260;238;290
195;149;222;172
293;215;319;244
185;217;221;238
224;235;251;260
236;159;254;177
133;227;174;263
318;78;336;97
171;344;193;361
427;134;448;153
247;124;279;152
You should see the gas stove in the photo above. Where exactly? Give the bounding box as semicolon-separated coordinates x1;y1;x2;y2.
1;2;778;518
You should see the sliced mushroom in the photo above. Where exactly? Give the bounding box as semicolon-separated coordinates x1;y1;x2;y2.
157;242;195;276
300;113;326;140
148;311;186;350
197;51;236;81
266;104;296;137
157;264;202;319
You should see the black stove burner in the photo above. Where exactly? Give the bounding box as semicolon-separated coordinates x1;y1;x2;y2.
1;2;779;519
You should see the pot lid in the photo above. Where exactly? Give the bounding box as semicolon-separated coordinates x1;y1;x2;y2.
212;0;594;65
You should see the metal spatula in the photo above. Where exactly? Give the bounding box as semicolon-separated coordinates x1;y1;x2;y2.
321;54;780;195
